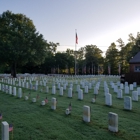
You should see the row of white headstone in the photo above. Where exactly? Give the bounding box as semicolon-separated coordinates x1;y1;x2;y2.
82;106;118;132
0;81;138;111
1;106;118;140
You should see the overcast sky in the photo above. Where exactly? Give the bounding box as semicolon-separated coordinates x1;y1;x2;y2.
1;0;140;53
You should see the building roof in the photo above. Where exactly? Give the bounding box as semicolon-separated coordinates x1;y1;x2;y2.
129;51;140;64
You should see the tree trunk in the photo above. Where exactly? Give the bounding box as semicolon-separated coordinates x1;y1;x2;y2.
11;62;17;78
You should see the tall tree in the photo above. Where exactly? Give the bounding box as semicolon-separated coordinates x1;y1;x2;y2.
84;45;103;74
0;11;47;77
105;43;119;74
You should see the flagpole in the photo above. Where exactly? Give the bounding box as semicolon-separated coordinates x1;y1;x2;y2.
75;29;77;76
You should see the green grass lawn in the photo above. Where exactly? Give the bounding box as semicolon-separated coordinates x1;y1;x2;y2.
0;76;140;140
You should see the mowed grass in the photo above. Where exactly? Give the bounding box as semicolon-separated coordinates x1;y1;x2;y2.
0;77;140;140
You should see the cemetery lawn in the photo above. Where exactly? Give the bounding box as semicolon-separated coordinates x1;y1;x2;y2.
0;78;140;140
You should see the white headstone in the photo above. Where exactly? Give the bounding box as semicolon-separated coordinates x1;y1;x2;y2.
125;82;128;87
35;84;38;91
129;84;133;90
57;83;60;89
13;87;16;96
76;85;80;92
18;81;21;87
105;93;112;106
18;88;22;98
51;97;56;110
46;86;49;93
108;112;118;132
63;84;66;90
2;84;4;92
59;87;63;96
137;87;140;95
124;96;132;110
104;88;109;96
120;83;124;89
117;89;123;99
94;87;98;95
78;89;83;100
22;82;25;88
114;85;118;93
124;86;129;94
1;121;9;140
5;85;8;93
133;82;137;88
68;88;72;98
84;86;88;93
52;86;56;94
132;91;138;101
26;82;29;89
117;81;120;86
83;105;90;122
9;86;12;94
88;83;92;89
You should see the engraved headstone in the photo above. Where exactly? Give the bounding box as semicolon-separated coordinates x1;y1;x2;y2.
1;121;9;140
137;87;140;95
124;96;132;110
52;86;56;94
104;88;109;96
132;91;138;101
84;86;88;93
117;89;123;98
18;88;22;98
78;89;83;100
9;86;12;94
129;84;133;90
51;97;56;110
124;86;129;94
13;87;16;96
120;83;124;89
133;82;137;88
46;86;49;93
83;105;90;122
94;87;98;95
105;93;112;106
108;112;118;132
68;88;72;98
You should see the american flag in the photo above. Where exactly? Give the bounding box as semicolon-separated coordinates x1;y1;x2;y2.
45;97;48;103
76;33;78;44
9;124;13;132
69;102;72;111
0;113;2;120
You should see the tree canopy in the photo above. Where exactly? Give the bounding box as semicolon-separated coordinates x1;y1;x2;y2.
0;10;48;77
